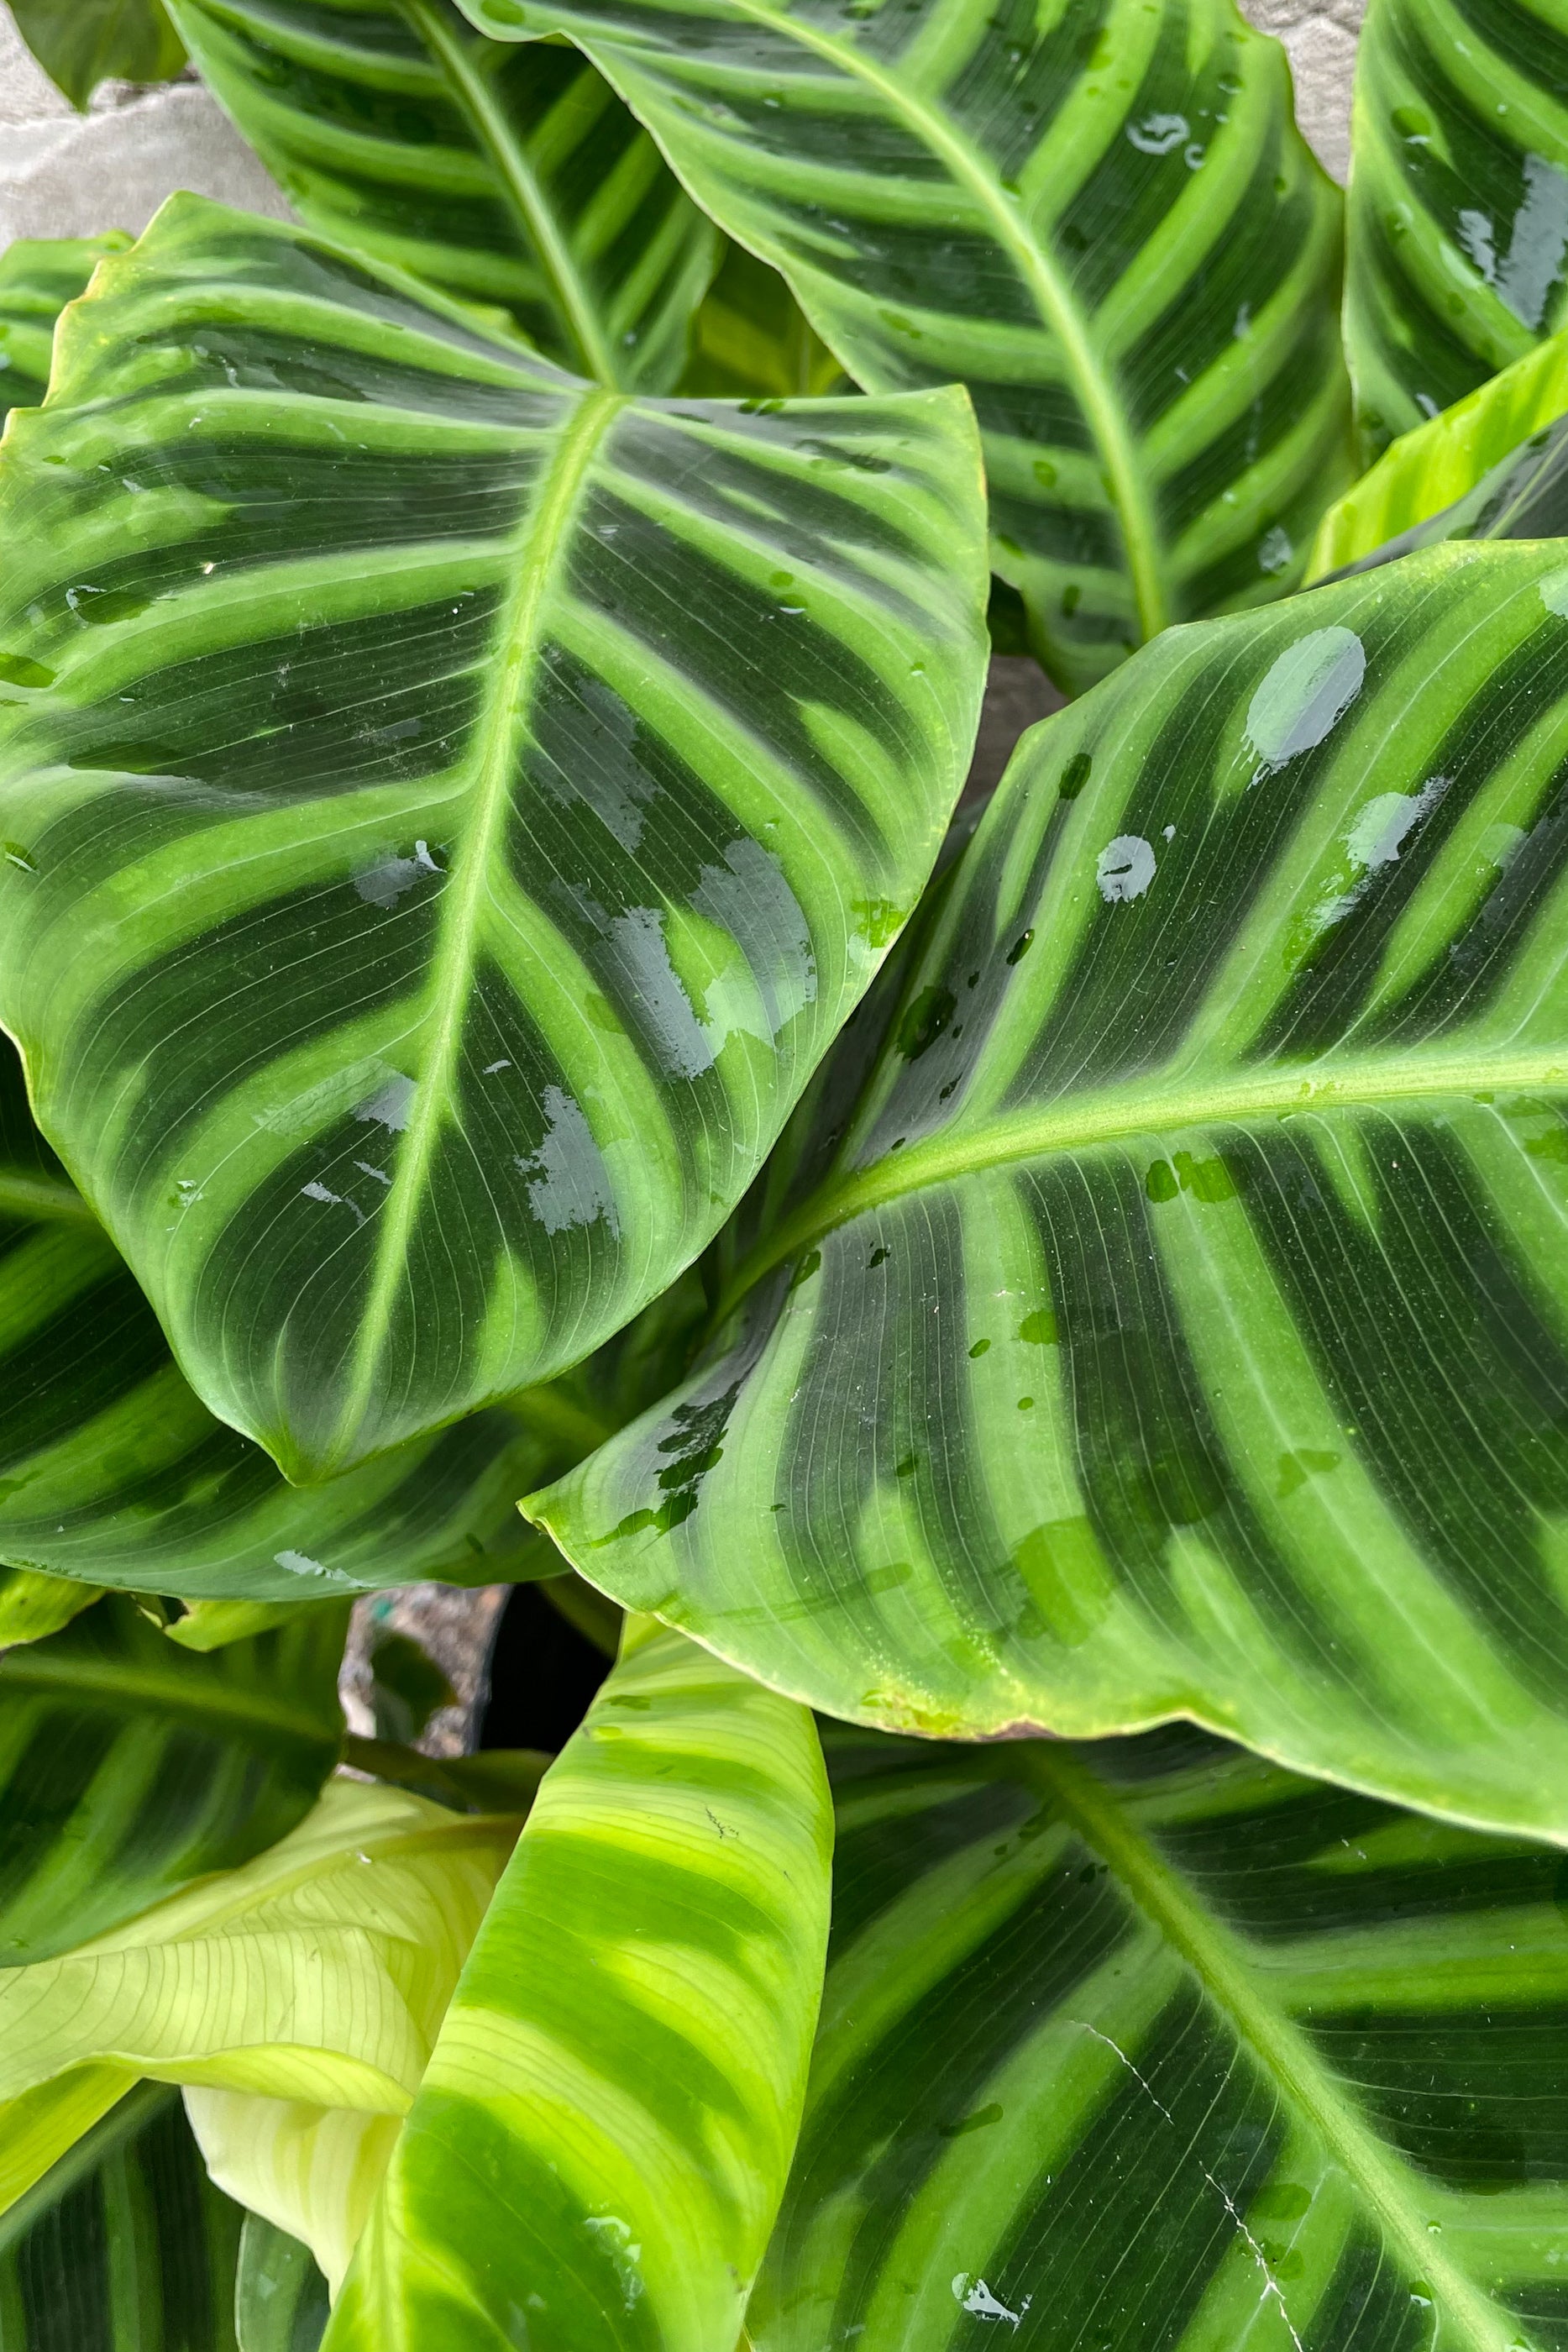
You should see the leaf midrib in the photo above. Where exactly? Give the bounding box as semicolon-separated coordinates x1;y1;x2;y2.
333;385;624;1470
719;1042;1563;1316
1033;1746;1530;2352
404;0;622;385
637;0;1167;638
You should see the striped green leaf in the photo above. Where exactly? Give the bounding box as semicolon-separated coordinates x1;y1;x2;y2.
752;1721;1568;2352
0;1021;600;1604
169;0;719;388
236;2215;329;2352
0;1778;517;2113
0;236;129;423
1311;326;1568;578
0;1593;346;1963
538;539;1568;1844
325;1620;831;2352
459;0;1353;696
0;2084;244;2352
8;0;187;108
1345;0;1568;460
0;196;985;1481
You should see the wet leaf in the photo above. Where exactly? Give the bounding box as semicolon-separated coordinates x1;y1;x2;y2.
753;1722;1568;2352
539;541;1568;1842
0;196;986;1480
459;0;1353;694
170;0;717;388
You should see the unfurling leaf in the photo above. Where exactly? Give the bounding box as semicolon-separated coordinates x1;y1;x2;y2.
325;1621;832;2352
0;234;129;421
168;0;718;386
459;0;1353;693
0;1593;347;1962
0;197;987;1482
538;541;1568;1843
1345;0;1568;456
1310;325;1568;577
752;1723;1568;2352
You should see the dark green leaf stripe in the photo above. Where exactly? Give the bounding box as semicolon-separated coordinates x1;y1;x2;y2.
325;1620;832;2352
0;237;129;424
751;1723;1568;2352
539;541;1568;1841
0;1593;345;1962
462;0;1352;695
0;197;985;1480
1345;0;1568;458
1310;327;1568;577
236;2214;329;2352
170;0;718;388
0;1032;596;1602
0;2084;243;2352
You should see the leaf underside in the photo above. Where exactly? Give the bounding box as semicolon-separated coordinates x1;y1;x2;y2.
169;0;720;388
327;1623;832;2352
0;196;987;1481
752;1723;1568;2352
539;540;1568;1843
1345;0;1568;458
1311;326;1568;578
462;0;1353;694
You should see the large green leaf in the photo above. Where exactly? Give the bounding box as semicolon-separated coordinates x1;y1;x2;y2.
459;0;1353;696
325;1620;831;2352
8;0;187;108
0;236;130;423
0;196;986;1482
169;0;719;388
538;538;1568;1844
1345;0;1568;459
0;1593;346;1963
1310;326;1568;578
751;1721;1568;2352
0;2083;243;2352
0;1030;604;1599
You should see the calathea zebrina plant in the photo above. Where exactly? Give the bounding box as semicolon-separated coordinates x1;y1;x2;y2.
2;0;1568;2341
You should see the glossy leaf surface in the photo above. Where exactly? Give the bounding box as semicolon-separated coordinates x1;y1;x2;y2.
0;196;986;1481
0;1594;345;1963
752;1723;1568;2352
1345;0;1568;458
8;0;186;108
0;235;128;422
235;2214;329;2352
0;2084;243;2352
1313;325;1568;576
0;1022;596;1602
326;1620;832;2352
170;0;717;387
541;542;1568;1842
461;0;1352;695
